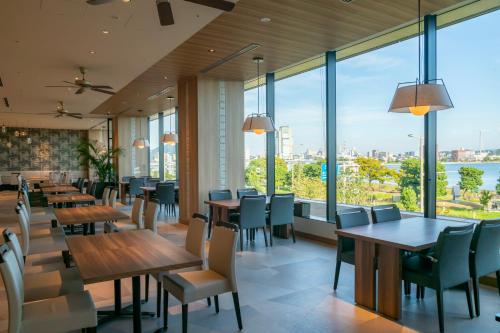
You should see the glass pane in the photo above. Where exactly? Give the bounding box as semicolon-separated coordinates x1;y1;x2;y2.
437;11;500;220
337;36;424;214
275;68;327;219
163;111;177;180
149;116;159;178
244;86;267;193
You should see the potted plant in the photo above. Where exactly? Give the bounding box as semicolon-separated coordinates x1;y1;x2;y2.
75;138;123;199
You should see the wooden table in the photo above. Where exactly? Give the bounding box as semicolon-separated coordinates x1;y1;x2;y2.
46;193;95;206
41;185;79;193
66;230;202;333
39;182;64;188
335;217;471;320
140;186;156;209
54;206;129;234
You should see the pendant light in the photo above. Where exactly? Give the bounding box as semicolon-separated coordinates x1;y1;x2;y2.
242;56;276;134
388;0;453;116
133;113;150;149
161;96;178;145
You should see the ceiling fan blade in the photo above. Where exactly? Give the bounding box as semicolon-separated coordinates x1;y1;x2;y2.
90;85;113;89
91;88;115;95
68;114;83;119
75;87;85;94
87;0;115;5
45;85;76;88
63;81;78;86
184;0;235;11
157;1;175;26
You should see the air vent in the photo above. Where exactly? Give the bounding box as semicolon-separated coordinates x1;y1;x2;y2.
3;97;9;108
200;43;261;74
147;86;174;101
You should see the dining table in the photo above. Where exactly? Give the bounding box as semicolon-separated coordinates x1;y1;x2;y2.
335;216;472;320
40;185;79;194
65;229;203;333
54;205;129;235
46;193;96;207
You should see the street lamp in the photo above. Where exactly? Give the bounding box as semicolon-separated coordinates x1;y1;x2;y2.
408;134;424;212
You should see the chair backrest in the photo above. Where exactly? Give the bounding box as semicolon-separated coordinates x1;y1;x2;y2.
3;229;25;273
109;189;118;208
0;244;24;333
131;198;145;228
144;201;159;232
156;183;175;204
208;225;238;292
21;190;31;217
336;207;370;253
14;204;30;257
239;195;267;229
102;187;111;206
77;178;85;193
185;216;208;263
371;204;401;223
122;176;132;183
470;219;500;278
433;224;474;289
89;182;97;196
208;189;232;201
236;188;258;199
86;180;93;194
269;193;294;226
129;178;144;196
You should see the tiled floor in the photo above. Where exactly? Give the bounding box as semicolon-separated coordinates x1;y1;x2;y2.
0;191;498;333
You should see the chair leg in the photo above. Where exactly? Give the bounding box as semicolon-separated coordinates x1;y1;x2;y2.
156;281;162;317
270;225;274;247
239;229;244;251
85;327;97;333
472;277;480;316
420;286;425;299
333;256;341;291
232;292;243;330
144;274;149;302
404;281;411;296
163;290;169;329
214;295;219;313
182;304;188;333
207;297;211;307
465;280;474;319
496;270;500;295
436;288;444;333
290;224;296;243
262;227;268;247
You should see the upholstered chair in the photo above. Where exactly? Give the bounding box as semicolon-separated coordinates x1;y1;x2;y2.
104;198;144;233
267;193;295;246
236;188;258;199
109;188;118;208
370;204;401;223
102;186;111;206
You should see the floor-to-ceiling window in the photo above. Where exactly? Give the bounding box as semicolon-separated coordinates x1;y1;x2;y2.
336;36;424;214
163;110;177;180
148;115;159;178
244;86;267;193
275;67;327;219
436;10;500;220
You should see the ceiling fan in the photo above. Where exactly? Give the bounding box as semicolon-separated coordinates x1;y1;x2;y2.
86;0;235;26
45;67;115;95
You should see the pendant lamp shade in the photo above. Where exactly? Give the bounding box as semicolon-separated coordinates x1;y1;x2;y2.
133;138;149;149
242;113;276;135
161;133;178;145
388;80;453;116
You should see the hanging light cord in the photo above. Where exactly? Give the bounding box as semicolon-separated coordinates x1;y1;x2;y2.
418;0;421;84
257;60;260;116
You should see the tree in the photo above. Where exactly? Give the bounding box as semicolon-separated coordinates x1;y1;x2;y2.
458;167;484;196
244;158;267;193
355;157;392;189
479;190;493;210
399;158;448;197
400;187;418;212
496;173;500;195
275;158;291;192
337;167;368;205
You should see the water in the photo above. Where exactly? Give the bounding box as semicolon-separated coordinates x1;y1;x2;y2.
386;162;499;190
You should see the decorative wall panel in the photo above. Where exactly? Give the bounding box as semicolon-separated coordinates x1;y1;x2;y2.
0;127;87;171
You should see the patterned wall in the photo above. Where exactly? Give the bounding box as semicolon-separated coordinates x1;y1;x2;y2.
0;127;87;171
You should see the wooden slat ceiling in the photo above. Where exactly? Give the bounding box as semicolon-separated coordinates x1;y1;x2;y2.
92;0;466;116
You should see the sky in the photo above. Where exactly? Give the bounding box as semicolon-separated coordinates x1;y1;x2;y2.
244;10;500;157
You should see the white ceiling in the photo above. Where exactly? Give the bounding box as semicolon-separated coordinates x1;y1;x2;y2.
0;0;226;129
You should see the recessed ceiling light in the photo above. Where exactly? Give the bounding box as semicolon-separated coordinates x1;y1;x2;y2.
75;77;79;80
89;50;95;54
260;17;271;23
208;48;215;53
102;30;110;35
163;76;168;80
122;0;131;3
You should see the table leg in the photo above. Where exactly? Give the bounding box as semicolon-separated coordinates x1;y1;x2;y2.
133;275;142;333
377;244;401;320
120;183;127;205
354;239;376;310
114;279;121;315
143;192;149;211
90;223;95;235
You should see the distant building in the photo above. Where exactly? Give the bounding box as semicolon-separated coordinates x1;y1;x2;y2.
451;148;474;162
277;126;293;160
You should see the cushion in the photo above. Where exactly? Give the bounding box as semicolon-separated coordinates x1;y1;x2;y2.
115;221;139;231
163;270;231;304
402;255;434;287
24;267;83;302
21;291;96;333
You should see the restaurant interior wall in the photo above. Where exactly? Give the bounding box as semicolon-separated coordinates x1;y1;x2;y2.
117;117;148;180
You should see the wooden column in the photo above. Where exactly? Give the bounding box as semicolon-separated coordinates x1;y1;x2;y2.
178;76;199;224
112;117;119;179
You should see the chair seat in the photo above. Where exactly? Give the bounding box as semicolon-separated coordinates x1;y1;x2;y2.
340;250;355;265
24;267;84;302
29;234;67;255
402;255;434;287
163;270;231;304
114;221;139;231
29;225;65;239
21;291;96;333
152;264;203;281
